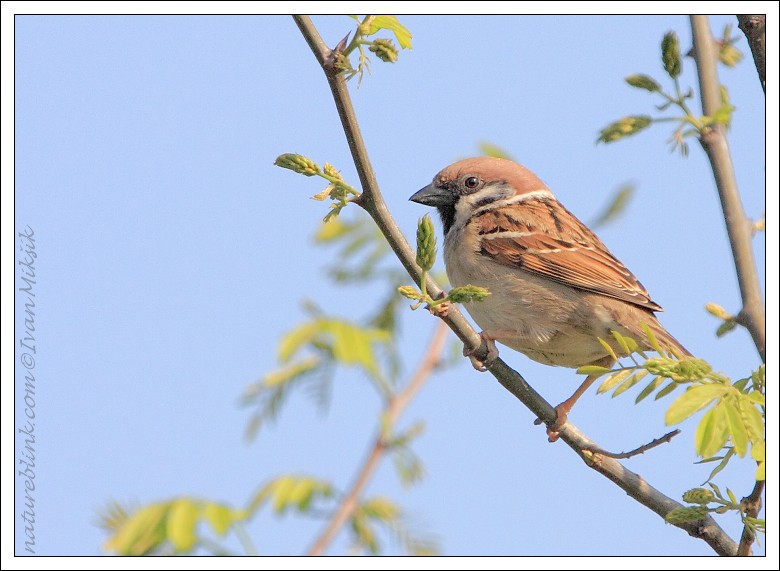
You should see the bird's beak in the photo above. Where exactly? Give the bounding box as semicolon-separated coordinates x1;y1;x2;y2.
409;184;455;207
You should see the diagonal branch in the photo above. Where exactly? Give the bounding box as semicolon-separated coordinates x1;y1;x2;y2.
307;321;449;556
690;15;765;363
736;15;766;93
293;14;738;556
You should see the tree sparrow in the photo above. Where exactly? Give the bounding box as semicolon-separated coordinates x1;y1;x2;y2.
410;157;690;440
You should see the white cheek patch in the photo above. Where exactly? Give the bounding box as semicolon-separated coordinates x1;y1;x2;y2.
452;183;514;233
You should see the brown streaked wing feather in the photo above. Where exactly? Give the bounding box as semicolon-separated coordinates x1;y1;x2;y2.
476;201;663;311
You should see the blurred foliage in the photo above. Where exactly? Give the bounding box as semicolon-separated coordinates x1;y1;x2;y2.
104;199;443;554
590;184;636;229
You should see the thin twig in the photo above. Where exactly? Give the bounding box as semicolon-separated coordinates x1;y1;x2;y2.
306;322;449;556
690;15;765;363
736;15;766;93
737;479;764;556
293;15;739;556
584;429;681;459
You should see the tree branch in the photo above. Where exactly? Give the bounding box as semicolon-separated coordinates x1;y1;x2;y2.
307;322;449;556
736;15;766;93
690;15;766;363
293;14;739;556
737;479;765;556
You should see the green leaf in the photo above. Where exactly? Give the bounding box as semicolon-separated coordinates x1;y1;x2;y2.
166;499;200;552
262;357;320;388
597;369;633;394
576;365;613;377
329;320;390;376
104;502;169;555
272;476;297;514
613;369;648;397
654;380;679;400
351;513;379;554
368;15;413;49
361;496;400;521
590;184;635;229
203;503;233;536
751;439;765;463
755;461;765;481
635;375;664;403
278;322;322;362
722;400;748;457
641;323;663;354
737;395;764;442
478;141;515;160
610;330;638;354
287;478;315;511
665;384;727;425
597;337;619;361
700;448;734;484
696;404;729;458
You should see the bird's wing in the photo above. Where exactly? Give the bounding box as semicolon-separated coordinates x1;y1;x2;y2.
475;199;662;311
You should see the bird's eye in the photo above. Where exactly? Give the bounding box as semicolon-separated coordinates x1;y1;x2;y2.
464;176;480;189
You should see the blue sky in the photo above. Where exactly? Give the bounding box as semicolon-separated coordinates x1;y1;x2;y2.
8;10;775;561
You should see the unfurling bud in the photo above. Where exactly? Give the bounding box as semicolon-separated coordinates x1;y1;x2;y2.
625;74;661;92
369;38;399;63
719;43;743;68
644;357;711;382
274;153;320;177
705;303;731;320
323;163;344;181
664;506;710;524
716;320;737;337
682;488;715;505
397;285;421;300
661;31;682;78
597;115;653;144
311;185;334;201
447;285;491;303
416;215;437;271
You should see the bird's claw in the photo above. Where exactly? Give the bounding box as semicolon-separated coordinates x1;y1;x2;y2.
463;331;499;371
534;405;569;442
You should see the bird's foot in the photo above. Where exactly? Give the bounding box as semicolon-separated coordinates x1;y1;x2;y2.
534;404;570;442
463;331;499;372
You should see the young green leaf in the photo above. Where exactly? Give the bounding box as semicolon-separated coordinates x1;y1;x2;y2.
166;498;200;552
367;15;413;49
665;384;727;425
597;369;633;394
203;503;233;536
695;404;729;458
612;369;648;397
635;375;664;403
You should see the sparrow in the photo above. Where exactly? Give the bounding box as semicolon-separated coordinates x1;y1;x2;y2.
410;157;690;440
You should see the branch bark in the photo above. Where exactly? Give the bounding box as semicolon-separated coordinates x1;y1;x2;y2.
689;15;765;363
736;14;766;93
307;322;449;556
737;479;765;556
293;14;739;556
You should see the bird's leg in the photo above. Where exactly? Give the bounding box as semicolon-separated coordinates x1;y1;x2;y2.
463;330;500;371
536;356;614;442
